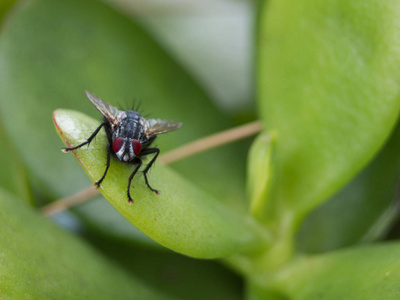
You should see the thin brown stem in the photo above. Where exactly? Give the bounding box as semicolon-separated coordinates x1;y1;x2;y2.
159;120;263;164
42;120;263;217
41;186;99;216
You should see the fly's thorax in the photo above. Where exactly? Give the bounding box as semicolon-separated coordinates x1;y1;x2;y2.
115;113;146;139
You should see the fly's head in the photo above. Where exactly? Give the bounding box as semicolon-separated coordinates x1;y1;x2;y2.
112;135;142;163
110;116;145;163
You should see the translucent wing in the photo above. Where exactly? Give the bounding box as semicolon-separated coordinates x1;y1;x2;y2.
85;91;126;126
144;118;182;138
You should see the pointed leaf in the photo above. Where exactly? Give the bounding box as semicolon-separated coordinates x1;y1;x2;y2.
54;109;270;258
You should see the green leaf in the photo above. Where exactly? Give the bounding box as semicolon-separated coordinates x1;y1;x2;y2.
54;109;270;258
0;188;170;300
89;238;243;300
297;118;400;253
0;0;14;22
76;196;163;250
264;242;400;299
0;0;246;209
0;117;31;203
258;0;400;232
247;131;276;220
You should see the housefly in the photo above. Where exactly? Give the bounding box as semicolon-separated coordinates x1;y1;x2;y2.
62;91;182;204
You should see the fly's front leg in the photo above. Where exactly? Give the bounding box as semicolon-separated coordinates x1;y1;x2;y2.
95;144;112;188
62;122;105;152
139;147;160;195
127;158;143;204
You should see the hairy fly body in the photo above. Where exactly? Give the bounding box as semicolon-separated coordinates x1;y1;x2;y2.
62;91;182;204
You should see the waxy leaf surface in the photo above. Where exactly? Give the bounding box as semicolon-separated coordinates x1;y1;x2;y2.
54;109;269;258
297;118;400;253
266;243;400;299
258;0;400;232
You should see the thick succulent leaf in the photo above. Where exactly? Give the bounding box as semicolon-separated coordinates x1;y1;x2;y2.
54;109;269;258
89;238;243;300
76;196;163;250
297;118;400;253
258;0;400;231
0;118;31;203
0;0;246;209
247;131;275;220
0;188;170;300
264;242;400;299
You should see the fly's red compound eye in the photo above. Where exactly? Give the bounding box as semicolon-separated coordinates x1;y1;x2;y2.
112;138;124;153
132;139;142;155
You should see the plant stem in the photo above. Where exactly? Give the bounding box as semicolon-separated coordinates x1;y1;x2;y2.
42;120;263;216
41;186;98;216
160;120;263;164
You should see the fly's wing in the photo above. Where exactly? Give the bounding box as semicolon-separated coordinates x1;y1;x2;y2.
85;91;126;126
144;118;182;138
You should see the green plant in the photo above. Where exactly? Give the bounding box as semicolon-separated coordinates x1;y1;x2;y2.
1;0;400;299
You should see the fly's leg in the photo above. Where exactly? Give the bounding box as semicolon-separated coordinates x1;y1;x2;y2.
139;147;160;195
95;144;112;188
127;158;143;204
62;122;105;152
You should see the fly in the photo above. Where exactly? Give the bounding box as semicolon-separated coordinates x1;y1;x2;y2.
62;91;182;204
